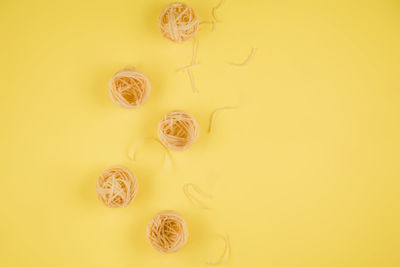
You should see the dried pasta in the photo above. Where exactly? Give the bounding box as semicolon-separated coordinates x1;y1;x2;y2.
147;211;189;253
209;107;236;133
96;167;138;208
211;0;224;22
207;234;230;265
159;3;199;43
158;111;199;151
230;48;257;67
128;137;173;166
109;68;151;108
183;183;213;209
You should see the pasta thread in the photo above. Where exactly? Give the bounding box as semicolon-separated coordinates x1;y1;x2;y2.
187;68;198;93
178;38;199;93
199;20;215;31
211;0;224;22
183;183;213;209
230;48;257;67
209;107;236;133
177;63;198;72
128;137;173;166
207;234;230;265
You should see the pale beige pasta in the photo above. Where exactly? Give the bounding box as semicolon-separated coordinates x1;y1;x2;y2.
147;210;189;253
158;111;199;151
158;3;199;43
207;234;230;265
177;38;198;72
177;39;199;93
211;0;224;22
183;183;213;209
127;137;174;167
109;68;151;108
208;107;236;133
96;167;138;208
230;48;257;67
187;68;197;93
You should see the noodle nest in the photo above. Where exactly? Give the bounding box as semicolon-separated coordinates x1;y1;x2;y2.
158;3;199;43
96;167;138;208
158;111;199;151
109;68;151;108
147;210;189;253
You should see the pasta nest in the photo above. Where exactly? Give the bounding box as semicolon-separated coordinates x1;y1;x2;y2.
147;210;189;253
109;68;151;108
158;111;199;150
96;167;138;208
158;3;199;43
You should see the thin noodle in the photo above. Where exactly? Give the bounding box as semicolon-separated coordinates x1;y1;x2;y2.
187;68;198;93
178;38;199;93
200;20;214;31
230;48;257;67
212;0;224;22
183;183;213;209
207;234;230;265
209;107;236;133
192;39;198;65
177;63;198;72
128;137;173;166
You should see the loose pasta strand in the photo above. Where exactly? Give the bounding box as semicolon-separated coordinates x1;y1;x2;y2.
192;38;198;65
187;68;198;93
212;0;224;22
124;64;136;69
199;20;215;31
207;234;230;265
230;48;257;67
177;38;199;93
177;63;198;72
183;183;213;209
209;107;236;133
128;137;173;166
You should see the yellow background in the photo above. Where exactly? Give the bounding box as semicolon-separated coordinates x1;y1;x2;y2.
1;0;399;266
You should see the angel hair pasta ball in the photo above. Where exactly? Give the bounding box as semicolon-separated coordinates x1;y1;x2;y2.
147;210;189;253
158;111;199;151
158;2;199;43
96;167;138;208
109;68;151;108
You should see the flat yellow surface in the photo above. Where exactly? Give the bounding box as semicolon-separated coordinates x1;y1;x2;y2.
1;0;400;266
